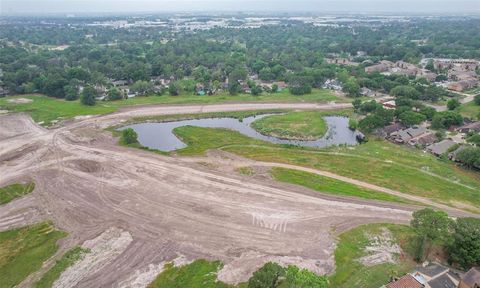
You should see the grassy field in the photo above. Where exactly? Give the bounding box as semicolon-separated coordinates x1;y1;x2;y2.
329;223;416;288
270;167;414;204
251;111;329;140
148;259;242;288
0;89;341;126
0;182;35;205
33;246;89;288
0;222;67;287
170;126;480;211
458;101;479;120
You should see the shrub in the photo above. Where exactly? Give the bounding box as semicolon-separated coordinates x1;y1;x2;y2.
248;262;285;288
121;128;138;145
447;98;460;110
474;94;480;105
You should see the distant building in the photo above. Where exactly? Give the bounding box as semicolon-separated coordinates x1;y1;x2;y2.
427;139;457;156
458;267;480;288
456;122;480;134
389;126;428;144
384;274;423;288
384;263;461;288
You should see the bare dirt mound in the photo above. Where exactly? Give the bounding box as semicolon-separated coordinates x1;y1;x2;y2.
358;228;402;267
52;227;133;288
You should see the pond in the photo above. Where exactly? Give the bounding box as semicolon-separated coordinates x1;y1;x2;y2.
120;115;362;152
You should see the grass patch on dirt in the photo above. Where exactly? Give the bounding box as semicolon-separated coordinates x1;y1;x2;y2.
225;141;480;211
0;182;35;205
169;126;480;210
174;126;269;156
148;259;242;288
329;223;416;288
251;111;329;140
33;246;89;288
236;166;255;176
270;167;414;204
457;101;479;120
0;89;341;126
0;221;67;288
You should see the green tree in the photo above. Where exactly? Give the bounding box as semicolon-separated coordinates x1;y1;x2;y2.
251;85;262;96
398;111;427;127
64;85;78;101
248;262;285;288
410;208;453;261
271;84;279;93
80;86;97;106
455;147;480;169
108;88;123;101
121;128;138;145
419;106;437;121
390;85;421;100
352;98;362;112
447;98;460;110
466;134;480;145
449;218;480;269
431;111;463;129
168;84;179;96
228;82;240;95
285;265;329;288
474;94;480;105
342;78;360;97
131;80;153;95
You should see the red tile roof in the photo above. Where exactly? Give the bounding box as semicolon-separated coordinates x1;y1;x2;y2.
386;274;424;288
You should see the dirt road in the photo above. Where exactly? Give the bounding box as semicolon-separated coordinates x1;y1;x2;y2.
0;102;433;287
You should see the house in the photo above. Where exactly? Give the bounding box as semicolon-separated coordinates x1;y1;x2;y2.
365;60;395;73
275;81;288;91
458;267;480;288
385;263;461;288
413;262;460;288
0;86;9;97
360;87;377;97
111;80;129;87
383;274;424;288
408;132;437;147
389;126;428;144
325;57;359;66
322;79;343;90
427;139;457;156
383;123;405;136
456;122;480;134
382;100;397;110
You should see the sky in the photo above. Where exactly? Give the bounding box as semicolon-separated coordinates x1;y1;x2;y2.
1;0;479;15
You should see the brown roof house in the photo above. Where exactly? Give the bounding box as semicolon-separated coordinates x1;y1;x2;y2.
459;267;480;288
384;274;424;288
456;122;480;134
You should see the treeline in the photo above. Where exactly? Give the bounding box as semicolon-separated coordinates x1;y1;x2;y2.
0;18;478;99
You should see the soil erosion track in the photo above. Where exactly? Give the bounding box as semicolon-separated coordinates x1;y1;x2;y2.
0;102;444;287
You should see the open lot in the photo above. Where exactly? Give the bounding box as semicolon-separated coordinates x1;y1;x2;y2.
0;102;478;287
0;102;420;287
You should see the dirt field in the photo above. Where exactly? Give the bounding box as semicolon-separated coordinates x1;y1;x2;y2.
0;102;442;287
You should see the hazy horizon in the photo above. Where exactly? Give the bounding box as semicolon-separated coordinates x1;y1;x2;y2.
1;0;479;16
